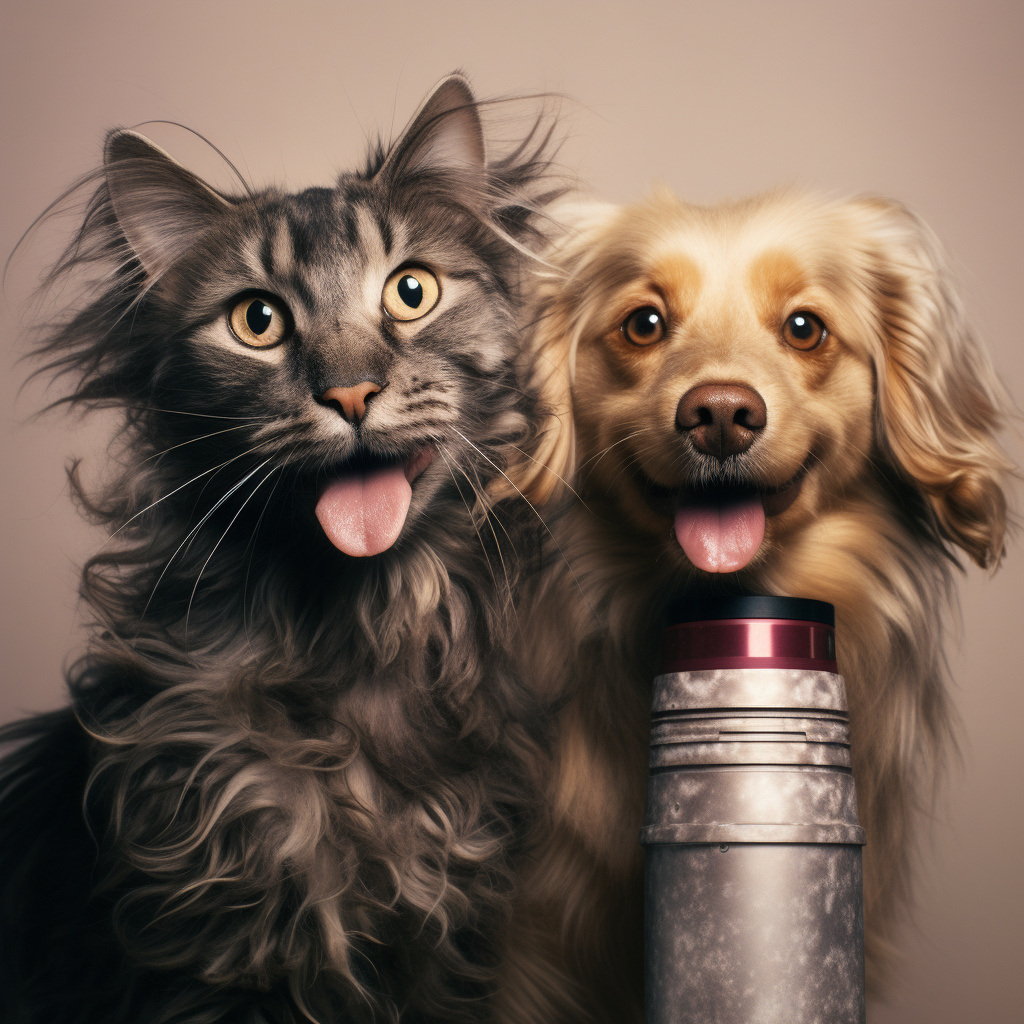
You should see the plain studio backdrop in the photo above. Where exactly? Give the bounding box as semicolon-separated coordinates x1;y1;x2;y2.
1;1;1021;1020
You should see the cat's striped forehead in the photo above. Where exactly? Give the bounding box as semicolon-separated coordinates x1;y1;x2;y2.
176;169;518;402
224;179;492;323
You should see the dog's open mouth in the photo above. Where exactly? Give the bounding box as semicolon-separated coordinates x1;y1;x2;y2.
315;447;434;557
636;461;808;573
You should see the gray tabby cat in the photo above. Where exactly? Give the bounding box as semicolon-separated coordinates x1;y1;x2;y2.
0;75;560;1024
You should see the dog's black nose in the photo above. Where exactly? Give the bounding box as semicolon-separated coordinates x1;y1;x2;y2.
676;383;767;459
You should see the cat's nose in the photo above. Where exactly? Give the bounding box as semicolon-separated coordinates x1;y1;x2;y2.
676;383;767;459
320;382;382;424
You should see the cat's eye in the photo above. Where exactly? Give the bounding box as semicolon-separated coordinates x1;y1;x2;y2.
622;306;666;346
782;310;827;351
382;266;440;322
229;295;290;348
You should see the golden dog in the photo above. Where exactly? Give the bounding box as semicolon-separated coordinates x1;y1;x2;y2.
494;188;1013;1022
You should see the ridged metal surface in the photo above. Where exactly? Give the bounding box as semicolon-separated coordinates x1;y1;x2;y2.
643;667;865;1024
642;765;864;845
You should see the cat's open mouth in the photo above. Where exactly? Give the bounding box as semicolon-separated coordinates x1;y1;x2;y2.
632;459;809;574
315;446;434;557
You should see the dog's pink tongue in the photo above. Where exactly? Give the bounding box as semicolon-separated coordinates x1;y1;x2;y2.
674;492;765;573
315;466;412;557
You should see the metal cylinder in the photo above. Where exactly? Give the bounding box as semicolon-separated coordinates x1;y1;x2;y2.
642;595;865;1024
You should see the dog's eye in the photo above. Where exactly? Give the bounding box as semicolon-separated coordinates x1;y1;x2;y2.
382;266;441;322
229;295;291;348
622;307;666;346
782;311;827;351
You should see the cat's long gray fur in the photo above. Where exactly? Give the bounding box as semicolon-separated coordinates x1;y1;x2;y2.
0;75;562;1023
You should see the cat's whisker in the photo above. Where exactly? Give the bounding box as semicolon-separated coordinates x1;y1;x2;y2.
474;376;535;402
141;424;264;465
99;442;277;554
577;429;647;475
127;405;277;422
439;446;516;606
242;467;286;650
136;455;276;631
448;426;591;607
184;461;280;650
507;442;585;503
190;448;260;516
600;439;658;500
436;448;505;597
461;453;521;554
450;448;520;606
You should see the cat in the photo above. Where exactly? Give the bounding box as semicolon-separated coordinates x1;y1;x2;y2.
0;74;562;1024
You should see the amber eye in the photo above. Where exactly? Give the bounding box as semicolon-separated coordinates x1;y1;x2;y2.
229;295;290;348
782;311;827;351
382;266;441;321
622;306;666;346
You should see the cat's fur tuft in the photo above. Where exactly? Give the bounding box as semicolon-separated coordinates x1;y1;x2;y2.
1;74;563;1024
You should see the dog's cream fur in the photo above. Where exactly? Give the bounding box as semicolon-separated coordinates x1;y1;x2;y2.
494;188;1012;1022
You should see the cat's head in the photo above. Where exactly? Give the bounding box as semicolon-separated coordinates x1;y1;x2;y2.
38;75;558;607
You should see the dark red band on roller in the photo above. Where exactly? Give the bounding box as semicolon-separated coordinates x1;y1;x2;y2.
661;618;837;674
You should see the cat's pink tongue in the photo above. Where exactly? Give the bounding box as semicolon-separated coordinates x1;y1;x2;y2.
673;492;765;573
316;466;412;557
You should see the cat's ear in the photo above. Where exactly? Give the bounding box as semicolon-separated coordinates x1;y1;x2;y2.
104;130;231;279
378;73;486;179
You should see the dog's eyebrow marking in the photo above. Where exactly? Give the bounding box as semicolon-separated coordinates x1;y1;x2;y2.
748;250;809;323
650;253;702;294
648;252;703;319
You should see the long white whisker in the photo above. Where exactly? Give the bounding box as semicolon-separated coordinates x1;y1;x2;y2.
127;405;276;422
184;461;279;648
441;446;516;607
448;426;589;606
101;441;276;552
140;424;261;465
136;456;274;629
437;448;502;594
460;452;520;555
577;429;647;476
507;442;585;503
242;467;285;649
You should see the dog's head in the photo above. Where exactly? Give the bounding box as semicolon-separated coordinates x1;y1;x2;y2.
518;188;1009;574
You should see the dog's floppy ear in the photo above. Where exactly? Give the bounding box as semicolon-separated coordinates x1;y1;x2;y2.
856;197;1012;568
505;282;579;506
497;202;619;506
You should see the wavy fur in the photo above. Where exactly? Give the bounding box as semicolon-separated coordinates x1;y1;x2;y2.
1;75;564;1024
493;189;1014;1023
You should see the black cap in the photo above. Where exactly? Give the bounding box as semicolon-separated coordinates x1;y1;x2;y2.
667;594;834;627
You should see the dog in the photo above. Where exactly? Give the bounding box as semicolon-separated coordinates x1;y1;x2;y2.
491;187;1013;1022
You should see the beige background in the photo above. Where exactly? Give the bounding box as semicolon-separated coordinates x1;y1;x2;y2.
1;1;1021;1019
